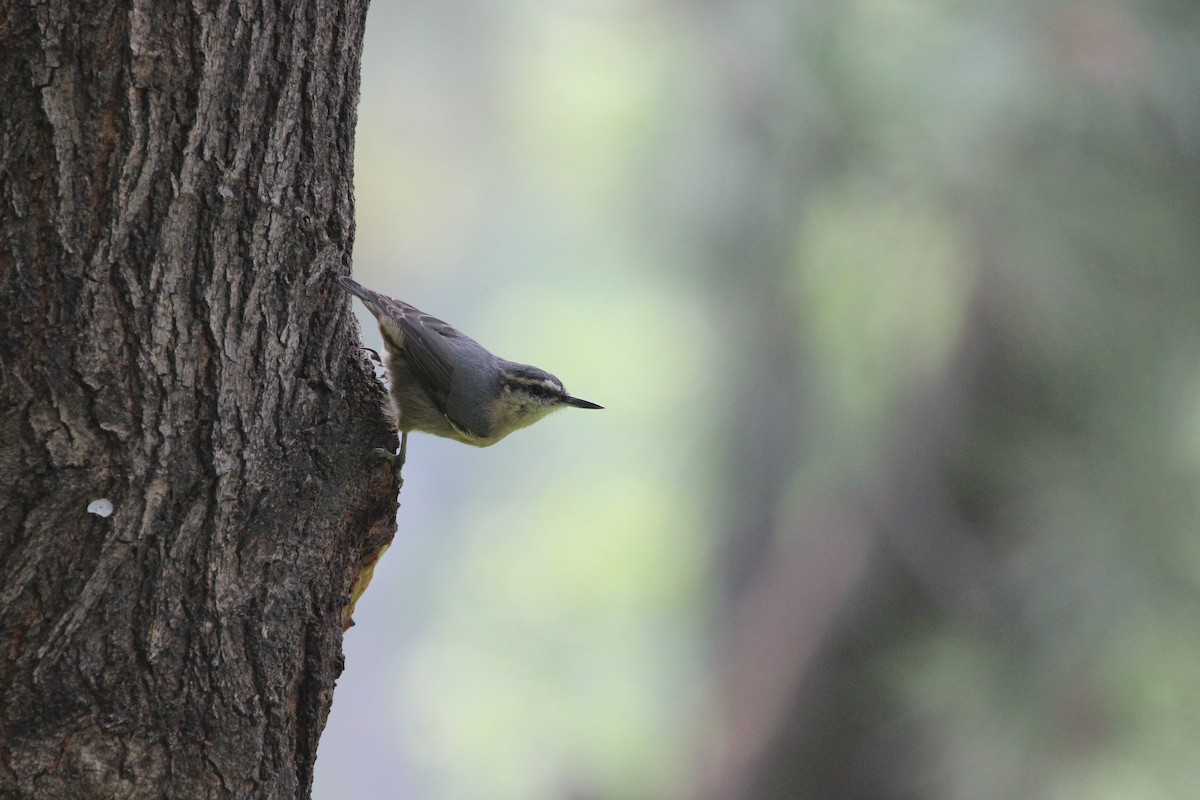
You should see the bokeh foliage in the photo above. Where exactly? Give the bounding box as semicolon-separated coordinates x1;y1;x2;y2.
318;1;1200;798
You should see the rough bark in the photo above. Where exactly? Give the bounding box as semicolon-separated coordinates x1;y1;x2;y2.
0;2;398;797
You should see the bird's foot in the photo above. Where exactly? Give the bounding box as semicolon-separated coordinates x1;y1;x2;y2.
371;447;405;489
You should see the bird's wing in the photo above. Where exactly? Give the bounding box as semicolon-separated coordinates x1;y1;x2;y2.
340;277;474;420
392;303;466;415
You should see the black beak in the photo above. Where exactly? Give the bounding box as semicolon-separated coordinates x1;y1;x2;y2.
562;395;603;410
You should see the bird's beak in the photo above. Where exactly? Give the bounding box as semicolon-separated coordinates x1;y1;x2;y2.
562;395;603;410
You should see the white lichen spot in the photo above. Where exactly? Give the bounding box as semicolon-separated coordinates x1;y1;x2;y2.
87;498;114;518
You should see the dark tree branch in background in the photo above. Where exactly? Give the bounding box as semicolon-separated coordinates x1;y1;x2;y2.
676;3;1200;798
0;2;397;797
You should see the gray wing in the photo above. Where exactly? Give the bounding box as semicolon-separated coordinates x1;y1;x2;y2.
393;305;465;414
340;277;469;417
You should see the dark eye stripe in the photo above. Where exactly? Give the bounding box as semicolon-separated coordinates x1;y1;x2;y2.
509;379;560;398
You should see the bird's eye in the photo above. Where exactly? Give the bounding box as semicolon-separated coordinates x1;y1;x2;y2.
517;381;558;400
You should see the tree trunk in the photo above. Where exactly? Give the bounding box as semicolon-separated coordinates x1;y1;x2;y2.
0;2;398;797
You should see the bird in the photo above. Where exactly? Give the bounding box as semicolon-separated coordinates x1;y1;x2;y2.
339;276;602;471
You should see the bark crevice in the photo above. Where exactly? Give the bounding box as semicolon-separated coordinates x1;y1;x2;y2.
1;2;394;797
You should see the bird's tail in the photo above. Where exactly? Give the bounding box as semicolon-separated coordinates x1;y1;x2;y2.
339;275;372;303
340;276;394;321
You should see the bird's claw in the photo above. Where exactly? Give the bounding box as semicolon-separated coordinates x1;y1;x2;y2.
371;447;405;488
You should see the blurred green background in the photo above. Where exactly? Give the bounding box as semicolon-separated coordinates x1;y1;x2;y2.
315;1;1200;798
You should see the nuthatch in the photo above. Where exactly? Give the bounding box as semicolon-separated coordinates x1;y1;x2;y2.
340;277;601;468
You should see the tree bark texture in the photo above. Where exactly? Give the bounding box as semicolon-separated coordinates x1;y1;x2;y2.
0;2;398;797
